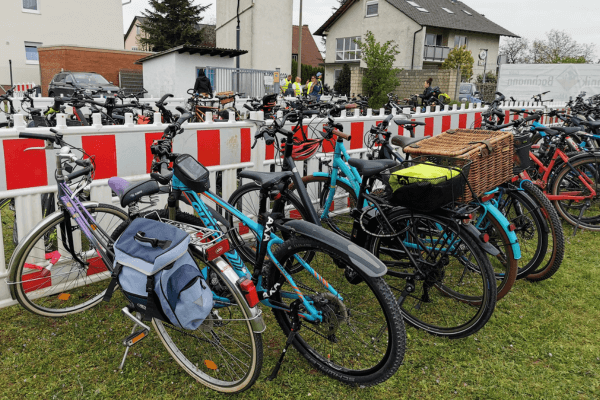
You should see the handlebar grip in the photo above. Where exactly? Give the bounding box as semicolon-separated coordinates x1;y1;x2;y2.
157;93;174;105
65;166;92;181
75;159;91;167
523;114;541;122
19;132;56;142
243;103;254;111
332;129;351;141
175;112;191;127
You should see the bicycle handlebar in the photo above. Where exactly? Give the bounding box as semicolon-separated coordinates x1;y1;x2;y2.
65;166;93;182
19;132;58;142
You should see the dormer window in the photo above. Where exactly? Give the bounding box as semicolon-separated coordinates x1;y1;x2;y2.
366;1;378;17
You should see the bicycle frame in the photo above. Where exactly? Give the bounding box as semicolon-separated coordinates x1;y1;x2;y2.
169;174;342;322
521;149;597;201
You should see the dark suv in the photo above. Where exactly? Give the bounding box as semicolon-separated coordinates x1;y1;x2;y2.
48;72;120;97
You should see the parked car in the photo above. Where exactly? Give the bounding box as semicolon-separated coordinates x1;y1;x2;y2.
48;72;120;97
458;83;482;103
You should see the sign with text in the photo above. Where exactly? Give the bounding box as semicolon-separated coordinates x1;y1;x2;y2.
498;64;600;102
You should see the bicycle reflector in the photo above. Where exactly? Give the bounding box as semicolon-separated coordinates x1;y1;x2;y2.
205;239;230;261
238;278;260;308
508;224;517;232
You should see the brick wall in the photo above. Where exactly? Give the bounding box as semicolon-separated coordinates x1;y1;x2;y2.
349;67;461;101
38;46;153;96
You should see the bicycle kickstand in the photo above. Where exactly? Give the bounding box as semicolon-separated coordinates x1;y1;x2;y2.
119;307;151;370
266;300;302;381
572;202;589;236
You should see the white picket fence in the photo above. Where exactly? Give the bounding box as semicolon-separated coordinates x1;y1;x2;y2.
0;100;568;309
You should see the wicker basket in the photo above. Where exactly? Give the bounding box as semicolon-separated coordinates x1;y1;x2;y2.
216;91;235;105
403;129;514;202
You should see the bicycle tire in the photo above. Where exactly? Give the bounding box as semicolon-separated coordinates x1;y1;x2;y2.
496;183;549;278
9;203;128;317
113;210;264;393
265;236;406;387
226;182;309;262
550;155;600;230
369;209;497;339
515;181;564;281
289;175;358;238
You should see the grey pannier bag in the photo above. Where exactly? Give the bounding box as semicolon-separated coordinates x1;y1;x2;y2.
105;218;213;330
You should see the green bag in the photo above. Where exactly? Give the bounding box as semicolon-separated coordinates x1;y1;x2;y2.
389;162;460;192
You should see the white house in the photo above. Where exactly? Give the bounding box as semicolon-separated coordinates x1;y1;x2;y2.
136;45;248;99
315;0;517;87
0;0;124;88
216;0;293;73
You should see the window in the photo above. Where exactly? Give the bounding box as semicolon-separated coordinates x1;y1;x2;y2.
454;35;468;47
136;26;141;35
425;34;442;47
441;7;454;14
132;46;138;51
53;73;66;83
334;69;342;82
73;73;109;85
366;1;378;16
335;37;361;61
24;42;41;64
292;54;298;61
416;7;429;12
22;0;38;11
463;10;472;15
406;1;419;6
65;75;73;84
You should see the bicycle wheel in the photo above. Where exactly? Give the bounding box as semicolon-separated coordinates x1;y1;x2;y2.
9;204;128;317
265;236;405;387
472;209;517;300
369;209;497;339
550;155;600;230
496;184;549;278
515;181;565;281
226;182;309;262
113;211;264;393
289;175;358;238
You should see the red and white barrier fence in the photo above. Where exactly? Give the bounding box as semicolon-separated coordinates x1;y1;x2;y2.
0;101;566;308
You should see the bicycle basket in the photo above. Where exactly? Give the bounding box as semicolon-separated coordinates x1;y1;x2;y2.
216;91;235;105
380;156;471;212
404;129;514;202
513;132;533;174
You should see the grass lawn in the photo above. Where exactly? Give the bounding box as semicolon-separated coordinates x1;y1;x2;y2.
0;217;599;399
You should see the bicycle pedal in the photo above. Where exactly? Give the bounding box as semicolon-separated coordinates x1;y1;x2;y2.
123;328;149;347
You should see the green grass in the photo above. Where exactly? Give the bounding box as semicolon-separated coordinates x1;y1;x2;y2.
1;215;599;399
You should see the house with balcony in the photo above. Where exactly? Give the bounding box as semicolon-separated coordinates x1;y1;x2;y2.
314;0;517;88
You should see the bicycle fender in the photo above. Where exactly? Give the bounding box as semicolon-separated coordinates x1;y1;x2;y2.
282;219;387;277
485;203;521;260
462;223;501;257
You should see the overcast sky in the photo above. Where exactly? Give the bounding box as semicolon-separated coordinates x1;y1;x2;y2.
123;0;600;58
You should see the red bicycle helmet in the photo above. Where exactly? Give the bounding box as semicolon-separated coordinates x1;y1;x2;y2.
280;138;323;161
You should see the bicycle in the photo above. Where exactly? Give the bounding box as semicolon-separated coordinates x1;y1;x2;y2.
108;111;407;387
7;123;267;393
227;110;498;338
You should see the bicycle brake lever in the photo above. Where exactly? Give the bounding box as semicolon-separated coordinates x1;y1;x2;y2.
24;144;59;152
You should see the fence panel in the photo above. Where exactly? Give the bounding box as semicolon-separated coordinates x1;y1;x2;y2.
206;66;279;98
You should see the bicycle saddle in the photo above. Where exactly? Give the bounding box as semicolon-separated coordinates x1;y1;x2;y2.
348;159;397;178
391;136;427;149
28;108;42;114
533;126;559;135
580;120;600;129
550;126;583;135
238;170;293;190
108;177;161;207
394;119;426;126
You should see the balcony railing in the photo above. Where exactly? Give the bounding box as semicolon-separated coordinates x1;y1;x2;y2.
423;45;450;62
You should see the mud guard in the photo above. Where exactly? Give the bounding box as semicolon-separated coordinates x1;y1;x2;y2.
463;223;501;256
282;219;387;277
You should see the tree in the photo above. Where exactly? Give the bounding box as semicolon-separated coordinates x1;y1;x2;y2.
476;71;497;84
530;30;595;64
139;0;210;52
291;60;324;83
499;37;530;64
441;45;474;82
356;31;401;109
334;63;351;96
